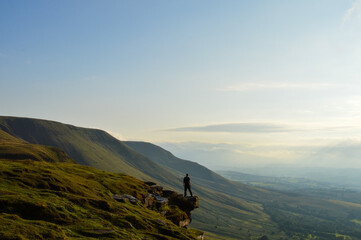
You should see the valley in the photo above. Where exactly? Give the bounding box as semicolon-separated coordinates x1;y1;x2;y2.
1;116;361;239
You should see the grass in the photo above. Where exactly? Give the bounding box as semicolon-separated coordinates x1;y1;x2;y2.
0;158;201;239
0;116;179;187
4;117;361;240
351;219;361;225
0;132;201;240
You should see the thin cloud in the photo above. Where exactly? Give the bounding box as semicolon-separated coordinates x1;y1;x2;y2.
343;0;361;25
219;82;337;92
167;123;293;133
165;122;361;134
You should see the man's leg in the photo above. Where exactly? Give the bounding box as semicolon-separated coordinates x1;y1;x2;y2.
184;186;187;197
189;186;193;197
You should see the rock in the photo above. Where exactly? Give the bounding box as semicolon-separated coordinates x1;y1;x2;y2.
154;195;168;208
144;194;169;208
162;190;178;198
144;194;155;208
149;185;163;195
170;195;199;213
183;196;199;210
197;232;205;240
112;194;139;204
144;181;156;186
179;218;191;228
257;236;269;240
141;186;199;229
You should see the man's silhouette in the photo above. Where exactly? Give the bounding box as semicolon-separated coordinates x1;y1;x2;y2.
183;173;193;197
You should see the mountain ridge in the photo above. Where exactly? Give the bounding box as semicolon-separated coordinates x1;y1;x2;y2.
0;116;181;188
2;116;361;239
0;129;202;239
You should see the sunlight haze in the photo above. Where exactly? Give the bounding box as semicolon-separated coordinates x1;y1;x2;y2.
1;0;361;169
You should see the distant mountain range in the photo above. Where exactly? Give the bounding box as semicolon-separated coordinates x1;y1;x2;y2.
1;116;361;239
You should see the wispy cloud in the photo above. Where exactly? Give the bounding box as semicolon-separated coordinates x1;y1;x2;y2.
219;82;337;92
166;123;293;133
343;0;361;25
165;122;361;135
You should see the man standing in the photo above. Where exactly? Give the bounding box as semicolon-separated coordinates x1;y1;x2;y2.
183;173;193;197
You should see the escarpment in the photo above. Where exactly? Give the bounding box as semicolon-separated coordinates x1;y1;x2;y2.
113;181;200;228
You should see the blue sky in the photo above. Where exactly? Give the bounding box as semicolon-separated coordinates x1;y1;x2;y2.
2;0;361;168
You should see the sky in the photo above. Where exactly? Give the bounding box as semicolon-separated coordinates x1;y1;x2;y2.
1;0;361;169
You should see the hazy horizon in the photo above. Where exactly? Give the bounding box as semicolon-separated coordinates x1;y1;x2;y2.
2;0;361;169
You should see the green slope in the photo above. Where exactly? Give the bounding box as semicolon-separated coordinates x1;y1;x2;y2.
0;116;180;188
2;117;361;239
0;130;201;240
0;129;73;163
0;117;281;239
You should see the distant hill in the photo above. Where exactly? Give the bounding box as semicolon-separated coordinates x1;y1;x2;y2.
0;131;201;239
2;116;361;239
217;170;337;191
124;141;232;190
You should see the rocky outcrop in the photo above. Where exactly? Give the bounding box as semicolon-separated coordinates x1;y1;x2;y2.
113;184;199;228
145;185;199;228
112;194;139;204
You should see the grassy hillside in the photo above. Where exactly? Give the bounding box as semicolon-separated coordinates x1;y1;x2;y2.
0;129;73;163
0;117;283;239
3;117;361;239
0;131;201;240
0;116;180;188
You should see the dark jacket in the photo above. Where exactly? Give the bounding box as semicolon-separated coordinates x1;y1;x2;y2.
183;176;191;186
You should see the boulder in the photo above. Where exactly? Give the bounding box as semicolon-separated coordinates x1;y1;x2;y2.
162;190;178;198
169;195;199;213
112;194;139;204
140;185;200;228
149;185;163;195
144;194;155;208
154;195;168;208
183;196;199;210
164;195;199;227
179;218;191;228
144;181;156;186
197;232;205;240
